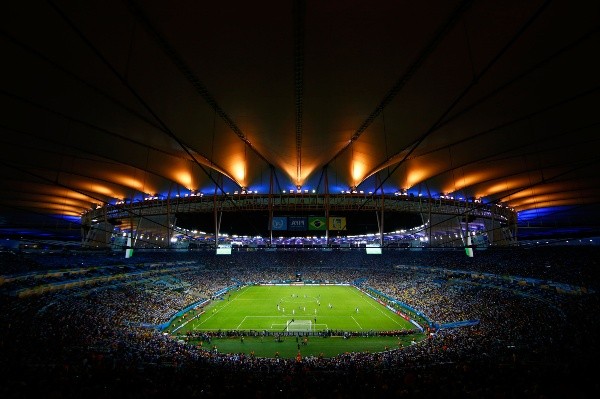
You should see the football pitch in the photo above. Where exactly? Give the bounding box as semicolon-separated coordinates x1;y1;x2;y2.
176;285;415;333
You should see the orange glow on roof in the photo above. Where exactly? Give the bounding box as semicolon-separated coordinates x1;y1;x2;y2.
174;170;193;190
4;200;84;215
230;160;247;187
110;175;147;192
440;171;494;194
476;176;533;198
514;197;596;211
298;163;319;187
278;163;298;186
43;197;91;208
405;168;431;189
510;190;595;208
87;184;116;197
351;160;367;186
60;191;95;201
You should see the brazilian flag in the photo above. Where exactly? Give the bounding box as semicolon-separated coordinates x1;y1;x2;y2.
308;216;327;230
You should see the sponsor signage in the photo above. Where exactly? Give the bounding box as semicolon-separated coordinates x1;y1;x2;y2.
271;216;287;231
271;215;344;231
288;216;307;231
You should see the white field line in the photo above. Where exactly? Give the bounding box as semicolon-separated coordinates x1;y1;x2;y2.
271;323;329;330
234;298;278;301
197;286;402;331
240;315;302;318
233;286;251;299
193;286;248;328
351;315;363;330
236;315;314;329
351;288;403;326
236;316;248;330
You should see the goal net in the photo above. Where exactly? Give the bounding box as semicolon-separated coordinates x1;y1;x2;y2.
286;319;312;332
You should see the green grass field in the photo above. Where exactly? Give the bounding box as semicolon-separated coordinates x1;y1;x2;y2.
168;285;424;357
181;285;414;333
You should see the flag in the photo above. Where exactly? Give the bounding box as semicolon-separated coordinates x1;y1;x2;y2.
329;216;346;230
272;217;287;231
308;216;326;230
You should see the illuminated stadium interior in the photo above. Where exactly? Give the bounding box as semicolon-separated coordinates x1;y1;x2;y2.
1;0;600;245
1;1;599;397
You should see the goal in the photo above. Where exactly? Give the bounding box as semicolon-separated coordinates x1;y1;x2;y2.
286;319;312;332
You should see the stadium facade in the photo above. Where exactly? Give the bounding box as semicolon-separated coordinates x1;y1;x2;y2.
80;191;517;250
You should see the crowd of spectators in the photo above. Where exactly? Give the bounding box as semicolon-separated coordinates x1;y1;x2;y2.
1;247;598;397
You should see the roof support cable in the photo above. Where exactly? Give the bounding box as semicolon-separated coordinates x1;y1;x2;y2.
294;0;305;187
48;0;264;236
325;0;475;166
358;0;555;210
124;0;272;167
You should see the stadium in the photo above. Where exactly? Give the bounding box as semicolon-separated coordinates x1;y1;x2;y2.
1;0;600;397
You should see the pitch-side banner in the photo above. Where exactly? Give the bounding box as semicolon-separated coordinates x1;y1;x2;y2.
308;216;327;230
288;217;307;231
271;217;287;231
329;216;346;230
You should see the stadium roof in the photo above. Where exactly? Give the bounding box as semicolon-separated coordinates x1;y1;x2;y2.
1;0;599;241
